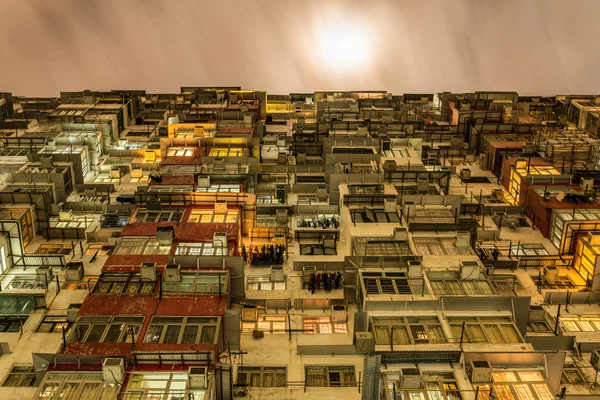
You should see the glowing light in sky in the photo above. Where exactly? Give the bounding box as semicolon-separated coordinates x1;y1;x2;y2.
315;17;372;73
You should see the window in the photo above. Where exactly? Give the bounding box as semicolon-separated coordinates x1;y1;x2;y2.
133;209;183;223
188;209;239;224
371;317;446;345
93;273;155;294
305;366;356;387
304;317;347;334
0;316;27;332
236;366;286;387
2;365;36;387
166;147;195;157
427;271;494;296
162;271;227;294
208;148;245;157
197;184;241;193
52;215;94;229
242;315;286;334
69;316;144;343
448;316;522;344
473;370;552;400
510;244;548;257
175;242;228;256
562;364;584;384
143;316;218;344
384;372;460;400
39;372;118;399
37;316;73;334
247;277;285;291
113;237;172;255
362;272;426;296
148;185;194;193
123;372;207;399
560;316;600;332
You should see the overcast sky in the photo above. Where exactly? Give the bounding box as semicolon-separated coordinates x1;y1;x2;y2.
0;0;598;96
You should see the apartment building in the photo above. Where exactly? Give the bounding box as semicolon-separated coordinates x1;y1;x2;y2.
0;88;597;400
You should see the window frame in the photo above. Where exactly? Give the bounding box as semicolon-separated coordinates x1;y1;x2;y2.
36;315;74;334
2;364;36;387
143;316;219;345
235;366;287;388
68;316;144;344
371;316;446;345
448;316;523;344
303;316;347;334
305;365;356;387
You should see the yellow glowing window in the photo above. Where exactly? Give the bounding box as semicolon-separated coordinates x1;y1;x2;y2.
532;384;553;400
166;147;195;157
208;148;245;157
492;372;518;382
517;372;543;382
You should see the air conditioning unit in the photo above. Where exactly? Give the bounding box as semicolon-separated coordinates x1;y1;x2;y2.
66;305;80;323
156;226;174;245
543;266;558;284
197;176;210;188
416;177;429;193
522;142;536;155
316;186;328;202
164;264;180;282
213;232;228;249
59;209;73;222
492;189;505;200
469;361;492;383
40;156;54;169
140;262;157;282
591;349;600;371
36;266;53;283
408;260;423;279
275;209;288;225
188;366;208;389
455;231;471;247
332;305;347;322
44;139;56;151
581;178;595;191
102;358;125;384
383;160;396;172
214;199;227;214
459;260;481;280
394;227;408;241
401;368;422;389
110;166;121;179
355;331;375;353
384;199;396;213
460;168;471;180
270;265;284;282
403;201;416;219
528;305;546;322
66;262;83;281
84;188;97;198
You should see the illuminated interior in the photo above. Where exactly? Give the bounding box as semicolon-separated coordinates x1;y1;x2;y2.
166;147;195;157
508;162;560;204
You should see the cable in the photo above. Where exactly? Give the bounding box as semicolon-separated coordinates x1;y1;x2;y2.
107;368;123;386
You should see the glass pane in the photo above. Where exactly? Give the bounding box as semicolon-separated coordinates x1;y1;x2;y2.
104;324;123;343
181;326;199;344
144;325;163;343
163;325;181;344
200;325;216;344
86;324;107;342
